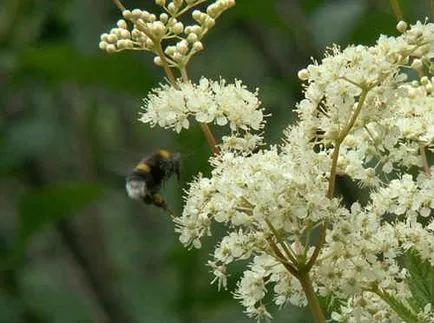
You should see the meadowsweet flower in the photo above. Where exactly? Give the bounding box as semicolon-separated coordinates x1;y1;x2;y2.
100;4;434;318
219;133;263;154
99;0;235;67
140;78;265;132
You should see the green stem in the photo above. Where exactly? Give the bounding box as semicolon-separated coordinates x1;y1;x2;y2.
389;0;403;21
113;0;125;11
306;89;370;274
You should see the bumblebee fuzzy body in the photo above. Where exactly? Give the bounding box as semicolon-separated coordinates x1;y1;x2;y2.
126;150;180;212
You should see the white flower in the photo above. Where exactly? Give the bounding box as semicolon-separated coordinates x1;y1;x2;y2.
139;78;265;133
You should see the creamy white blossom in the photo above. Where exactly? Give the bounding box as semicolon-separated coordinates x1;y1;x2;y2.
174;21;434;322
100;8;434;321
140;78;265;133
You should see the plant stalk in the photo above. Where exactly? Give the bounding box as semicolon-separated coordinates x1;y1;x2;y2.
297;272;326;323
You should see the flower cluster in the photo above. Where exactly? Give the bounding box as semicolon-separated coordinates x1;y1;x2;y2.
174;21;434;321
295;21;434;188
99;2;434;319
99;0;235;68
139;78;265;133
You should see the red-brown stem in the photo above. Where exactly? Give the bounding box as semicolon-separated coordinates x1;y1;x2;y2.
432;0;434;19
420;143;432;178
298;272;326;323
200;123;219;155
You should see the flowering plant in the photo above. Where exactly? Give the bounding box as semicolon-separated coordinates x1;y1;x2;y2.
100;1;434;322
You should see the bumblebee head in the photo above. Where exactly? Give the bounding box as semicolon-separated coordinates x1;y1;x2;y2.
157;150;180;181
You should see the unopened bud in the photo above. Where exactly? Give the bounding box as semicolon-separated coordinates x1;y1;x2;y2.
122;10;132;19
120;29;131;39
172;22;184;34
154;56;163;66
173;52;182;61
192;10;203;23
99;41;108;50
159;13;169;24
107;34;118;43
117;19;128;29
151;21;166;38
187;33;198;43
192;41;203;52
106;44;117;53
176;40;189;54
204;17;215;28
131;9;143;19
297;68;309;81
411;59;423;71
396;20;408;33
165;45;176;56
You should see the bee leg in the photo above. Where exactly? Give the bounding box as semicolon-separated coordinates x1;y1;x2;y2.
151;193;177;219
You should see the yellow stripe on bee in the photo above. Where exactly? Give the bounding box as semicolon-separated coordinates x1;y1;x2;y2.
159;149;171;159
153;193;164;204
136;163;150;172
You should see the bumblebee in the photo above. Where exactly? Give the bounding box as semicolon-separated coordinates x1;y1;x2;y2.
126;150;180;217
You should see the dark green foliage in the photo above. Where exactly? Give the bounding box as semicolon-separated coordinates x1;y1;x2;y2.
18;183;103;240
406;250;434;312
17;46;156;94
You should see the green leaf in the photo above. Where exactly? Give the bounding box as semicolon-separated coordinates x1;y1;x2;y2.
318;293;341;317
1;183;103;269
376;288;419;323
18;183;103;240
310;1;367;48
232;0;287;29
0;118;56;171
406;250;434;311
16;45;156;95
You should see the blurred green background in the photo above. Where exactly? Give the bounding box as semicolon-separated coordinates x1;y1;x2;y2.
0;0;430;322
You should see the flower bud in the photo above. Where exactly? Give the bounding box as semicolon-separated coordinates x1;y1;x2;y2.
132;9;143;19
120;29;131;39
107;34;118;43
98;41;108;50
100;33;109;41
192;41;204;52
117;19;128;29
173;52;183;61
411;59;423;71
151;21;166;38
159;13;169;24
297;68;309;81
187;32;198;43
167;2;177;14
122;10;132;19
192;10;203;23
172;22;184;34
154;56;163;66
204;17;215;28
165;45;176;56
396;20;408;33
176;40;189;54
106;44;117;53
